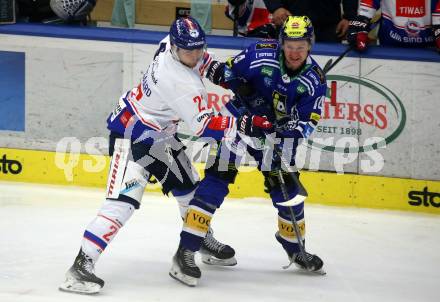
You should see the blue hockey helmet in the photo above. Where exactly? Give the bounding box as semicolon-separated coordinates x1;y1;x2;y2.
169;17;206;50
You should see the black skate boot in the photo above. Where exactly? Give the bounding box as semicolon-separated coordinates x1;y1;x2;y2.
275;231;325;275
59;249;105;294
200;227;237;266
169;245;201;287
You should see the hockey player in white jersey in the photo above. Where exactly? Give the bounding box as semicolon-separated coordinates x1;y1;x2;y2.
59;16;272;294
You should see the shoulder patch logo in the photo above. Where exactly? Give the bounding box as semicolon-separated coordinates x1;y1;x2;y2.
225;57;234;68
256;43;278;50
264;77;272;87
310;112;321;124
297;84;306;94
261;66;274;77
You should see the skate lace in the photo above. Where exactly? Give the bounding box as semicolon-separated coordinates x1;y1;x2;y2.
204;233;225;252
79;254;95;274
183;249;197;268
203;230;225;252
296;252;314;262
282;252;313;270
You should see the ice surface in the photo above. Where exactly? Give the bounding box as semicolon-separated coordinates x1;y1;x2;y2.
0;181;439;302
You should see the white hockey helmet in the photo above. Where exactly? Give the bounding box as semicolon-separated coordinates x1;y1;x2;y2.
50;0;96;21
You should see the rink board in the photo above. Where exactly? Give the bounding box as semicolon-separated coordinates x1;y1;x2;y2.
0;24;439;215
1;25;440;181
0;147;439;215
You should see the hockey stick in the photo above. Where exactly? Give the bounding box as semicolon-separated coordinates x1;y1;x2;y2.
322;44;355;74
322;18;380;75
264;133;308;206
230;84;309;205
276;169;312;271
264;134;312;271
232;6;239;37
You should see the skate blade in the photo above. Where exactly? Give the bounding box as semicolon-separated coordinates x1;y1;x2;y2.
304;267;326;275
295;263;327;276
201;254;237;266
311;268;326;275
169;264;199;287
59;278;101;295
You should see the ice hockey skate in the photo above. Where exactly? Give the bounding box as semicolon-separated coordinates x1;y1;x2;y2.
169;245;201;287
200;227;237;266
59;249;105;294
275;231;326;275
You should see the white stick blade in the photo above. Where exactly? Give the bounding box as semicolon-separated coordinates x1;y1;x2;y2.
277;194;306;207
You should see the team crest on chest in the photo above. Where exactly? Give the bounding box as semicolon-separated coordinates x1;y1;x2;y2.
272;91;288;119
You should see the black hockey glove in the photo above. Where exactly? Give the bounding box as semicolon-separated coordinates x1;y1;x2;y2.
263;150;297;193
246;23;279;39
275;116;298;132
274;116;305;139
433;24;440;53
206;60;226;85
347;15;370;51
237;113;273;138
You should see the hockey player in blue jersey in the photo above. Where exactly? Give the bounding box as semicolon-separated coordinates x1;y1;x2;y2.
170;16;327;286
